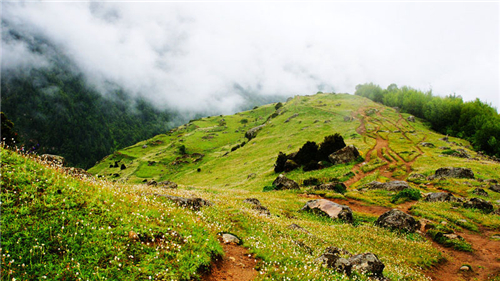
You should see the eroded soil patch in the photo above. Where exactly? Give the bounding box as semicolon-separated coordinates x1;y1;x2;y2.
202;243;258;281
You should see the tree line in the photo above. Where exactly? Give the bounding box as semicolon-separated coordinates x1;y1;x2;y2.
355;83;500;158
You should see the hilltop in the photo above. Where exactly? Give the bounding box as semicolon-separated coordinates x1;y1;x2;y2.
3;93;500;280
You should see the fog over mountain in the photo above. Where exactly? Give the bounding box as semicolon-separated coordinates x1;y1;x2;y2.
2;2;499;113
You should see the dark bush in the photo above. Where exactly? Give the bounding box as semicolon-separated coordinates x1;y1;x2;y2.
240;119;248;124
274;152;288;173
275;102;283;110
263;185;277;192
318;134;346;161
284;159;299;172
231;144;241;152
295;141;319;165
303;178;320;186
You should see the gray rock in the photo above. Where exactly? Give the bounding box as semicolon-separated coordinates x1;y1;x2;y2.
375;209;421;233
328;145;360;165
153;194;212;211
439;146;451;150
362;181;410;192
243;198;271;216
243;198;261;205
490;185;500;193
284;113;299;123
245;124;266;140
472;188;489;197
301;199;353;223
486;179;498;184
158;181;178;189
315;247;352;275
349;253;385;277
287;223;310;234
273;174;300;190
41;154;66;166
407;116;415;122
221;233;241;245
420;142;435;148
343;116;353;122
142;144;148;148
433;167;474;179
407;173;426;182
424;192;456;202
463;198;494;213
313;182;347;193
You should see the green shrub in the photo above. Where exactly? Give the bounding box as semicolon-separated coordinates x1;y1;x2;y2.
427;229;473;252
263;185;277;192
240;119;249;124
391;188;421;204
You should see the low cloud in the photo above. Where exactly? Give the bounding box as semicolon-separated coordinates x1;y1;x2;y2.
2;2;499;112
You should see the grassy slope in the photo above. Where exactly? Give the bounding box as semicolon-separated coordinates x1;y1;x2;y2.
4;93;499;280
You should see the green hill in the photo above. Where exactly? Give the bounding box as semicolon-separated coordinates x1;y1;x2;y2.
4;93;500;280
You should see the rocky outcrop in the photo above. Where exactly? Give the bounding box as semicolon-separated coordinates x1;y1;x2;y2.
349;253;385;277
301;199;353;223
375;209;421;233
424;192;456;202
158;181;178;189
407;173;426;183
362;181;410;192
463;198;494;213
41;154;66;166
432;167;474;179
245;124;265;140
420;142;435;148
284;113;299;123
328;145;360;165
273;174;300;190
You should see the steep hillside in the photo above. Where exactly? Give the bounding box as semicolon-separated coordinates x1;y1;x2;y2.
88;93;500;280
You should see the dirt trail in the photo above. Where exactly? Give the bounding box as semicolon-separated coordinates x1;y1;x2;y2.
346;108;424;188
321;196;500;281
202;243;258;281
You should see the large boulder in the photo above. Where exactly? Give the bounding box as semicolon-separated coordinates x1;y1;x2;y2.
41;154;66;166
328;145;360;165
273;174;300;190
315;247;352;275
433;167;474;179
362;181;410;192
301;199;353;223
375;209;421;233
463;198;494;213
245;124;265;140
349;253;385;277
472;188;489;197
424;192;456;202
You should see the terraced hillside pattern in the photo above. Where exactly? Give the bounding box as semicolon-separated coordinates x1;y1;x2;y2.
3;93;500;281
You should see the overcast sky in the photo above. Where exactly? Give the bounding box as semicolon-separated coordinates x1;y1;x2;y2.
2;1;499;113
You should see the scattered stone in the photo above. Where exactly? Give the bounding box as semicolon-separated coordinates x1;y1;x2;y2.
247;173;257;179
375;209;421;233
489;185;500;193
349;253;385;277
407;173;426;182
407;116;415;122
287;223;311;234
245;124;265;140
439;146;451;150
146;180;157;186
486;179;498;184
424;192;456;202
158;181;178;189
313;182;347;193
273;174;300;190
491;234;500;240
301;199;353;223
243;198;271;215
41;154;66;166
243;198;261;205
328;145;360;165
120;164;126;170
463;198;494;213
440;136;449;142
324;120;331;124
220;233;241;245
494;209;500;216
362;181;410;192
420;142;435;148
343;116;353;122
432;167;474;179
142;144;148;148
472;188;489;197
284;113;299;123
315;247;352;275
451;149;471;158
153;194;212;211
62;167;92;178
459;265;471;271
